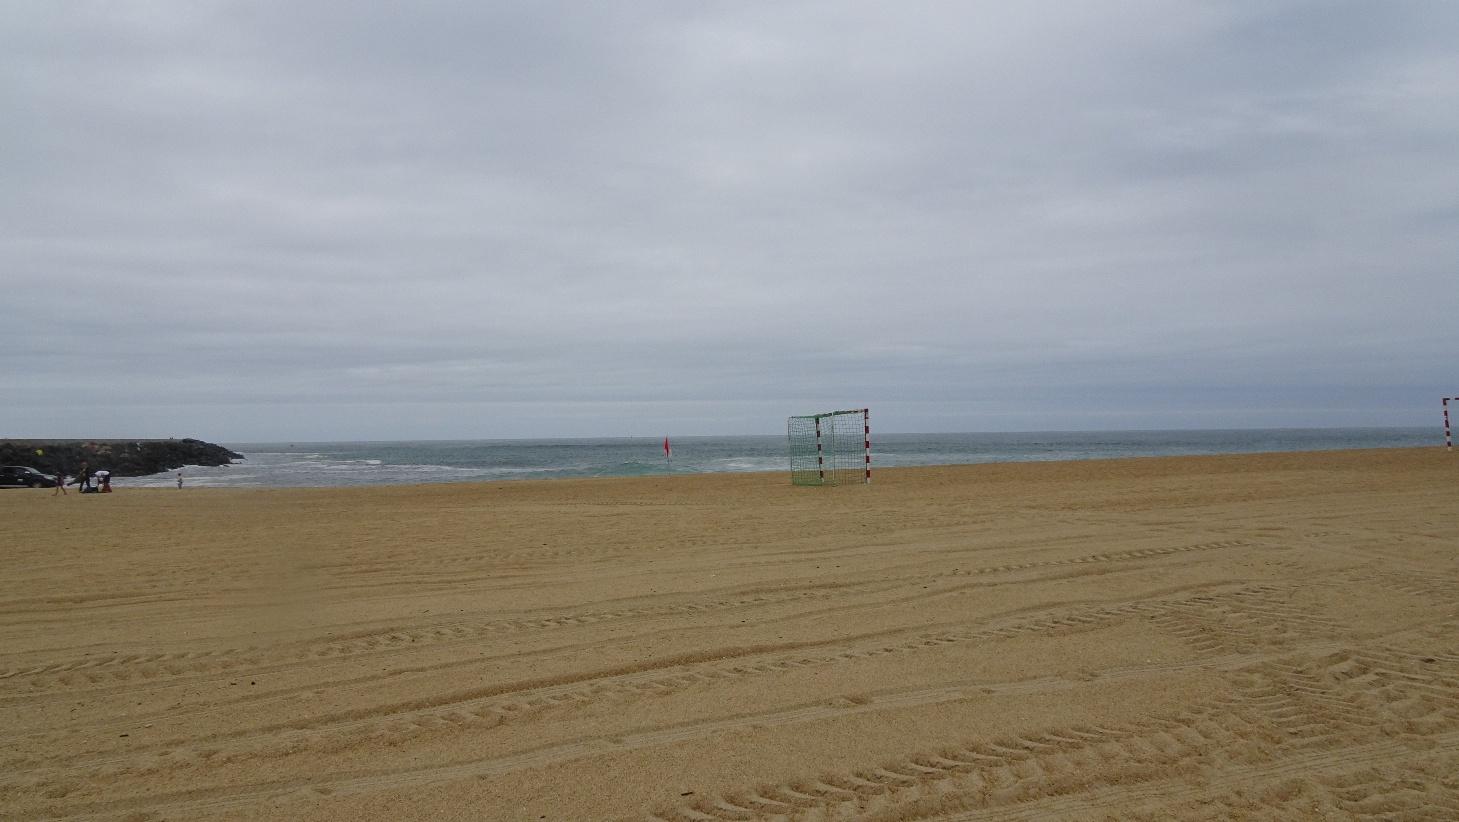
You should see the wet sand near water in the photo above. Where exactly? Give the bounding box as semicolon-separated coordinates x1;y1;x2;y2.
3;448;1458;820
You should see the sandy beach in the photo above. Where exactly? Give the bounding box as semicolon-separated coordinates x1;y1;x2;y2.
3;447;1457;820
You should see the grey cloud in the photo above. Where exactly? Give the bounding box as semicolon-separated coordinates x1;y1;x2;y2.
3;1;1457;439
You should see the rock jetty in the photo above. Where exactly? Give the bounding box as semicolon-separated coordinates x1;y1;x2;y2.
0;439;243;478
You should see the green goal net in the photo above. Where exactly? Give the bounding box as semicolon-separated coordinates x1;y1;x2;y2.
788;408;870;486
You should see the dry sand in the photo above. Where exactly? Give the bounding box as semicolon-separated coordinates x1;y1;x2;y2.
3;448;1458;820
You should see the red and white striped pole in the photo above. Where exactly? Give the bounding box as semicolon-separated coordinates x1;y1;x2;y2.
863;407;872;483
1445;397;1453;450
815;416;825;483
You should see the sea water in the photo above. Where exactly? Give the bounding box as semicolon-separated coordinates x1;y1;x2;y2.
126;428;1437;488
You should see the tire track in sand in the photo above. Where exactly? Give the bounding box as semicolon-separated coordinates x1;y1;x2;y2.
646;644;1459;821
0;539;1249;694
27;643;1459;822
6;581;1321;803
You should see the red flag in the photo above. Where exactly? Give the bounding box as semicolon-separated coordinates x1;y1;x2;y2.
663;437;671;458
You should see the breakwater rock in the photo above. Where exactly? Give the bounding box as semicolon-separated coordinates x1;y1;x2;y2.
0;438;243;478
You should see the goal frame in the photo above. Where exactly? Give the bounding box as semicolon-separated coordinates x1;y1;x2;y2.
788;408;871;486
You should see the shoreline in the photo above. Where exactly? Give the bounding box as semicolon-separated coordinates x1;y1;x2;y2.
98;443;1441;492
117;429;1441;489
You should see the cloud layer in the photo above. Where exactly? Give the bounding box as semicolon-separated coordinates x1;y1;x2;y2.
4;1;1457;439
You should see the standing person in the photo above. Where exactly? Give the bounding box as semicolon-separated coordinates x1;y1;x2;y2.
176;472;183;489
99;472;112;493
53;471;67;496
75;462;91;493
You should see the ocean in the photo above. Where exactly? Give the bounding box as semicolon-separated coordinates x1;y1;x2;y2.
123;428;1438;488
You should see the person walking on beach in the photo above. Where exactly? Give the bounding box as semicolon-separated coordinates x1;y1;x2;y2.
177;472;183;489
53;471;67;496
75;462;91;493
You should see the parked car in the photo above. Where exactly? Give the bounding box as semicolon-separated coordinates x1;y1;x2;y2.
0;466;60;488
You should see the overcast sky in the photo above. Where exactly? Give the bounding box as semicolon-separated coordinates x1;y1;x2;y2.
4;1;1457;440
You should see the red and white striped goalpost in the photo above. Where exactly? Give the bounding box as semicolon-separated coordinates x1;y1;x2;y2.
815;416;824;483
863;407;872;483
1446;397;1455;450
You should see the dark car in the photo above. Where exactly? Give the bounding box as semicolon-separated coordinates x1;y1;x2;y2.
0;466;60;488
